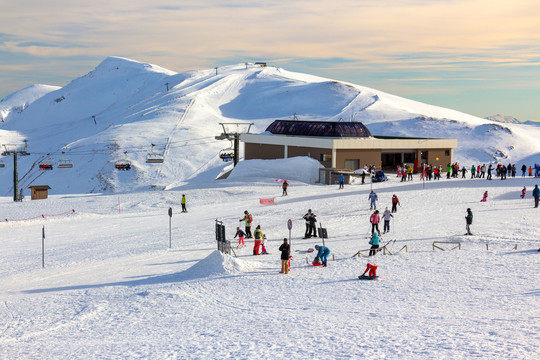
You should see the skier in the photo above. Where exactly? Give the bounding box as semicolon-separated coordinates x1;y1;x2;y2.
533;185;540;208
370;210;381;235
261;234;268;254
480;191;488;202
282;179;289;196
239;210;253;238
279;238;290;274
234;227;245;247
382;207;393;234
253;225;264;255
391;194;400;213
465;208;473;235
303;209;313;238
338;174;345;189
368;190;378;210
368;232;381;256
521;187;526;199
314;245;330;267
181;194;187;213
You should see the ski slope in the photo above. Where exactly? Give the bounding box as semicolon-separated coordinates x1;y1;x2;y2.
1;159;539;359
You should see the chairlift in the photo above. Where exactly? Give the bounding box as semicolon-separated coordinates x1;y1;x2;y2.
39;154;54;171
219;141;234;162
146;144;164;163
57;152;74;168
115;151;132;170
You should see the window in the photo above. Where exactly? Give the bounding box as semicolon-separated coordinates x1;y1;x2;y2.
445;150;450;156
344;159;359;170
320;154;332;162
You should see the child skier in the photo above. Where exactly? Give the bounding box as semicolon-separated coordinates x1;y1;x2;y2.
261;234;268;254
481;191;488;202
521;187;526;199
382;207;393;234
234;227;245;247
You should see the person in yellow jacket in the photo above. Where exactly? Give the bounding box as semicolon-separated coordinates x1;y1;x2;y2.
240;210;253;238
181;194;187;213
253;225;264;255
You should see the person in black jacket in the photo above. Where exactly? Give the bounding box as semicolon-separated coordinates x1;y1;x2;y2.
279;238;291;274
465;208;473;235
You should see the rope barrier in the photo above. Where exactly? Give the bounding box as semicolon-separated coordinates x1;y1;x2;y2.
2;209;76;222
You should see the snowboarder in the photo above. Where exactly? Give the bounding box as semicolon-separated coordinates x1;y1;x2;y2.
382;207;393;234
282;179;289;196
234;227;245;247
360;263;378;278
181;194;187;213
391;194;400;213
240;210;253;238
370;210;381;235
279;238;290;274
521;187;526;199
368;190;378;210
533;185;540;208
368;232;381;256
481;191;488;202
314;245;330;267
339;174;345;189
253;225;264;255
465;208;473;235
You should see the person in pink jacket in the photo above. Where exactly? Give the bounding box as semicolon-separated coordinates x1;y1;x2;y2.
481;191;488;202
370;210;381;235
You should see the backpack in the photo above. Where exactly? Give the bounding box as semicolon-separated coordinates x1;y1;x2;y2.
249;214;253;223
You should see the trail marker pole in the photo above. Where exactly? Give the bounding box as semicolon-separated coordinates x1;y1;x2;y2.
168;207;173;249
287;219;293;249
41;226;45;268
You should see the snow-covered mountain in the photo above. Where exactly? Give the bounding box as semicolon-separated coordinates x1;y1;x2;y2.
485;114;521;124
1;56;539;195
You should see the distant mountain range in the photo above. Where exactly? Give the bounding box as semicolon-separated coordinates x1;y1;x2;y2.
486;114;540;127
1;57;540;194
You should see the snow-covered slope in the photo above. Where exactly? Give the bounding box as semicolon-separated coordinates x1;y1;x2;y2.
1;57;539;195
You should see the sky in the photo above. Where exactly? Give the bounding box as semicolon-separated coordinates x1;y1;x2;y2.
1;0;540;121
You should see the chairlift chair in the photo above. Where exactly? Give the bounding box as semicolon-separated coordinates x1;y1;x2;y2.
219;141;234;162
57;152;74;168
39;154;54;170
115;151;132;170
146;144;164;163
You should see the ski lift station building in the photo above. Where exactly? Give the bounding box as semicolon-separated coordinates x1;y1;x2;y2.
241;120;457;172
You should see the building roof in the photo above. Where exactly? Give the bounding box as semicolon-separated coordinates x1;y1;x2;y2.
265;120;373;138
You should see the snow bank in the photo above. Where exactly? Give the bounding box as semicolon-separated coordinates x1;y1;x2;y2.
228;156;323;183
179;250;261;280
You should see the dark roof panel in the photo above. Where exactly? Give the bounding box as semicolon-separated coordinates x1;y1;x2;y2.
265;120;372;138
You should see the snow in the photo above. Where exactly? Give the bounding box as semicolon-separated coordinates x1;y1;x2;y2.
0;57;539;359
0;57;539;195
1;165;539;359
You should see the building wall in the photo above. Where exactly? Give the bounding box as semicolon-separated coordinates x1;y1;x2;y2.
426;149;453;168
335;149;381;169
245;143;284;160
288;145;332;168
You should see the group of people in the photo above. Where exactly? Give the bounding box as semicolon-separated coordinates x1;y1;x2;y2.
303;209;318;238
367;192;400;256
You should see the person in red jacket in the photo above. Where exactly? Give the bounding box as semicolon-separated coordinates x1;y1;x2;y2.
370;210;381;235
391;194;400;213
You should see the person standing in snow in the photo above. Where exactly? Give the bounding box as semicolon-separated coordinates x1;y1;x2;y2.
533;185;540;208
471;165;476;179
370;210;381;235
480;164;486;178
368;190;378;210
339;174;345;189
282;179;289;196
234;227;245;247
279;238;290;274
308;210;318;238
253;225;264;255
303;209;313;238
314;245;330;267
391;194;400;213
261;234;268;254
382;207;393;234
369;232;381;256
181;194;187;213
487;164;493;180
521;164;527;177
465;208;473;235
240;210;253;239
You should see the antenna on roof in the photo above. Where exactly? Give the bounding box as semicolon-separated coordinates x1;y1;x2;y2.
293;113;298;120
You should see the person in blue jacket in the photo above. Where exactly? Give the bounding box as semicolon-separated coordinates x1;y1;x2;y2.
338;174;345;189
368;190;378;210
314;245;330;267
368;232;381;256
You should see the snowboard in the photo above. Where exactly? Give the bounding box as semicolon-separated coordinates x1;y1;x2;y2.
358;275;379;280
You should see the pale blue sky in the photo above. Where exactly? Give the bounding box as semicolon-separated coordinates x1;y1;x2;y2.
2;0;539;120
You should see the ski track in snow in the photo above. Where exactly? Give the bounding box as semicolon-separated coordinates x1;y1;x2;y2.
0;175;539;359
